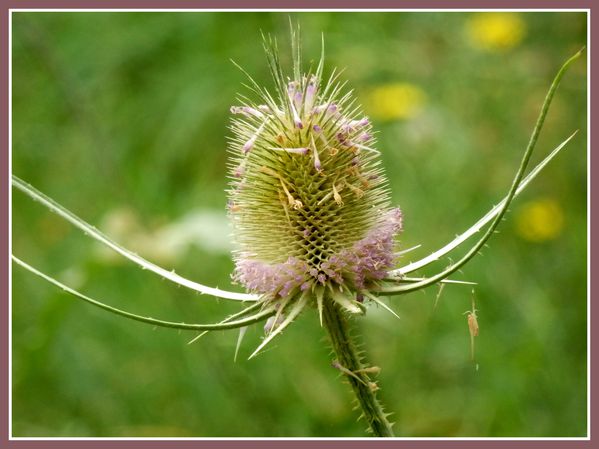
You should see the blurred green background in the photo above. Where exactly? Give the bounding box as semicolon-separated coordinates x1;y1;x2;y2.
11;12;587;437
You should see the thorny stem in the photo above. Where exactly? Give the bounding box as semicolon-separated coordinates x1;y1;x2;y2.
322;297;394;437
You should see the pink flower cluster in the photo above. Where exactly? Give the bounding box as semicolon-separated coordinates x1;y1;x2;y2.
233;256;310;298
326;208;403;288
234;208;403;297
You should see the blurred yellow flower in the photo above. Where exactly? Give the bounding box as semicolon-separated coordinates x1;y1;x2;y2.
366;83;426;121
467;13;526;51
515;198;564;242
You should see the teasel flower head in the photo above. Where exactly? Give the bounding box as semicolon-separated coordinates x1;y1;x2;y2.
227;34;402;320
10;26;581;435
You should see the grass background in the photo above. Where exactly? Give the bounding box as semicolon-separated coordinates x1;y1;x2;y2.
11;11;587;437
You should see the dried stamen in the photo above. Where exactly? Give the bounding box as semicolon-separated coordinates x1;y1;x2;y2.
332;183;344;206
346;182;365;198
280;179;303;210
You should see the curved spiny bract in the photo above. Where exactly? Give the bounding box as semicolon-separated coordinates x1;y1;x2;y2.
227;39;402;312
12;256;274;332
11;175;259;302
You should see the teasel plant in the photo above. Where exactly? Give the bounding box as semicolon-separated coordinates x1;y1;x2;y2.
11;29;583;437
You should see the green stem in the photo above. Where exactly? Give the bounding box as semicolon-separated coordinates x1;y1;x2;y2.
322;298;394;437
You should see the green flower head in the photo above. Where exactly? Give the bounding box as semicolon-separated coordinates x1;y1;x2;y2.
227;34;402;315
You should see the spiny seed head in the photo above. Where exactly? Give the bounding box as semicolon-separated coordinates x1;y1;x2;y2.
227;34;402;311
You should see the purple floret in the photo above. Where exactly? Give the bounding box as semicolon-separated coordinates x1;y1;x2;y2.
318;208;403;288
234;256;309;297
234;208;403;296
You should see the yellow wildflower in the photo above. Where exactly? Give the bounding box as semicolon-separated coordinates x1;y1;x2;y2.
515;198;564;242
365;83;426;121
466;13;526;51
